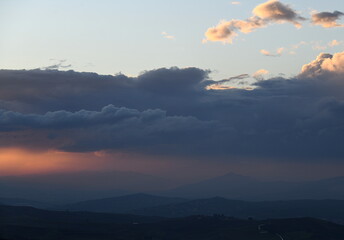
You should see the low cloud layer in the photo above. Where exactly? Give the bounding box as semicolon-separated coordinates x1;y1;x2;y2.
0;105;210;153
0;52;344;162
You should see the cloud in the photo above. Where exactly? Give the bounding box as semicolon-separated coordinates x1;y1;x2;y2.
41;59;72;70
312;40;344;50
162;32;175;40
1;52;344;161
312;11;344;28
300;51;344;78
260;47;284;57
253;0;305;28
0;105;212;153
204;0;305;44
205;74;251;90
287;41;308;54
0;67;208;113
203;17;267;44
329;40;342;47
253;69;269;80
292;41;307;49
203;21;238;44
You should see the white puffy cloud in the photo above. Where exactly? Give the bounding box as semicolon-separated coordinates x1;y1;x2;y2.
300;51;344;78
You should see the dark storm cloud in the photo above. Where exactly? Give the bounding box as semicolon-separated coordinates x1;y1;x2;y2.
0;67;207;114
0;52;343;161
0;105;212;152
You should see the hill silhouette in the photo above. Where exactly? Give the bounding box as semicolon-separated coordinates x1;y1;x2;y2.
1;205;344;240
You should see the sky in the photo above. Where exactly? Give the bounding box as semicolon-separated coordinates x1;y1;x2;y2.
1;0;343;79
0;0;344;183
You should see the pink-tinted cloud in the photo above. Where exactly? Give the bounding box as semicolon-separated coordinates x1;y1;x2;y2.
300;51;344;78
203;21;238;44
204;0;305;44
253;69;269;80
260;47;284;57
253;0;305;28
203;17;265;44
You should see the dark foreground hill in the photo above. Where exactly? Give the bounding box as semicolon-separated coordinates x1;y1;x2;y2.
131;197;344;223
1;205;344;240
61;194;344;224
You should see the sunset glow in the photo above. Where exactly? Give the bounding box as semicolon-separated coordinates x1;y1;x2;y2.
0;0;343;219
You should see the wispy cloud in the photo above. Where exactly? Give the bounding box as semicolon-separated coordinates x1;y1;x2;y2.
162;32;176;40
260;47;284;57
41;59;72;70
261;39;343;56
312;40;344;50
328;39;343;47
206;74;251;90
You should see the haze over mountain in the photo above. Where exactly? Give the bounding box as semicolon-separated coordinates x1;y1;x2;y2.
160;173;344;200
0;198;53;209
62;193;186;213
0;171;177;203
50;193;344;224
1;0;343;239
2;172;344;203
131;197;344;223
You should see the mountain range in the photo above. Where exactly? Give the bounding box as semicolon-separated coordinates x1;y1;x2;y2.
59;194;344;224
1;172;344;204
159;173;344;200
61;193;186;213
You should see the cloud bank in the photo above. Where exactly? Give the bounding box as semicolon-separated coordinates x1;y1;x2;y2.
0;52;344;162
